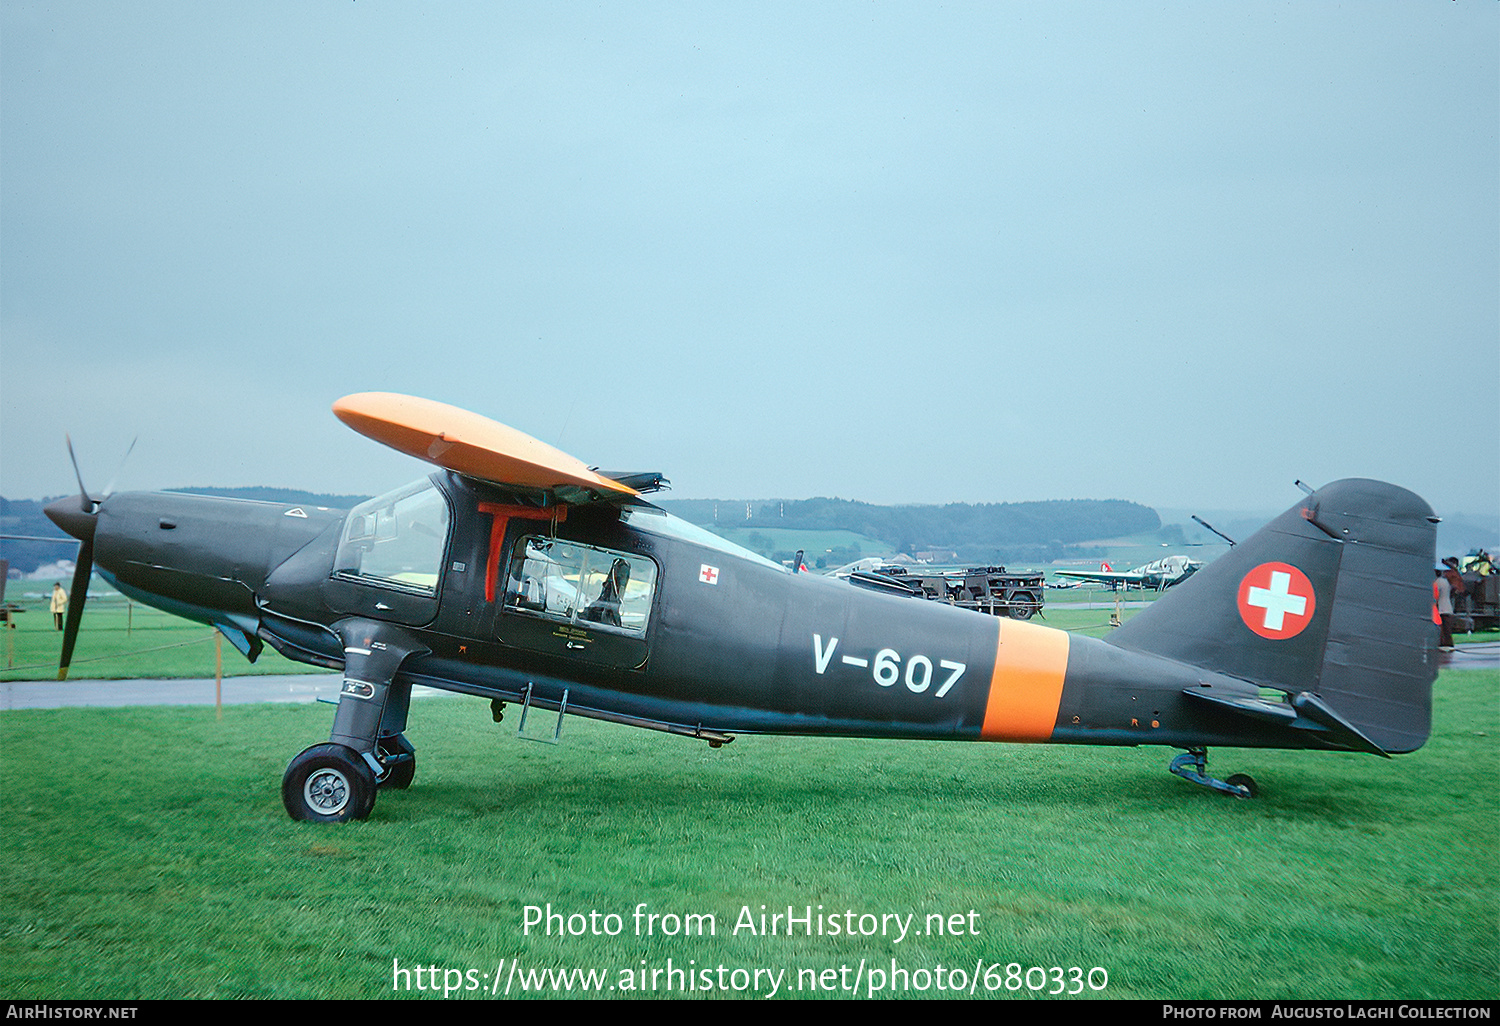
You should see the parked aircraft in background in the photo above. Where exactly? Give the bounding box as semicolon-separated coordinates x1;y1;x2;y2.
1053;554;1204;591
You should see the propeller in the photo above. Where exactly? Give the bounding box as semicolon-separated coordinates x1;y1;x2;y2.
101;436;136;499
46;435;131;680
57;535;93;680
65;435;92;512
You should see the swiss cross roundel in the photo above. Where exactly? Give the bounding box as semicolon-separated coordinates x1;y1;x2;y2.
1236;562;1317;640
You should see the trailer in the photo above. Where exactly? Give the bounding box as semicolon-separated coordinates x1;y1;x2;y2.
845;564;1045;619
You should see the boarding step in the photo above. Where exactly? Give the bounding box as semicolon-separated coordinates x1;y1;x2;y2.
515;682;568;745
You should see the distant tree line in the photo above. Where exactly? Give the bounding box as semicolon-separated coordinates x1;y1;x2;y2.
658;496;1160;566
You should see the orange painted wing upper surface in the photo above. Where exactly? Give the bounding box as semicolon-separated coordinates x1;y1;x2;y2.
332;393;637;497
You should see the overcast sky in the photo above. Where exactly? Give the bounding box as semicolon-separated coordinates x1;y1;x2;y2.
3;3;1495;527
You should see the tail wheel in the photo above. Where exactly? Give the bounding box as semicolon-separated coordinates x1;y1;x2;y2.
282;743;377;822
1225;773;1259;799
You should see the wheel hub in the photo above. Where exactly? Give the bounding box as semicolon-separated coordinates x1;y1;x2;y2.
304;768;350;815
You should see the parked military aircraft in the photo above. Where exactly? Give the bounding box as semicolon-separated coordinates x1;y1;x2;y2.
1054;554;1205;591
45;393;1440;821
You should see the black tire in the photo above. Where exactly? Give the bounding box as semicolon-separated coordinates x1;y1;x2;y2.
1225;773;1259;799
381;758;416;790
377;734;416;790
1009;601;1036;621
282;743;377;822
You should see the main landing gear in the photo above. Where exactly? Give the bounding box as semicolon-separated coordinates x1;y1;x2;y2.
1169;748;1258;799
282;733;416;821
283;743;377;823
282;618;428;823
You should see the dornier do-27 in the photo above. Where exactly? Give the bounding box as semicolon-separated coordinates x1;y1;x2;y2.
45;394;1441;822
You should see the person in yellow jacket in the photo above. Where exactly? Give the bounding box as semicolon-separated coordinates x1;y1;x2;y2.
50;582;67;630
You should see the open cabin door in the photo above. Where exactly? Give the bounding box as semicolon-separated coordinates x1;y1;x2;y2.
496;534;658;670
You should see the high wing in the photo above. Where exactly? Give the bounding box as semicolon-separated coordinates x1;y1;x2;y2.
333;392;666;503
1053;568;1149;586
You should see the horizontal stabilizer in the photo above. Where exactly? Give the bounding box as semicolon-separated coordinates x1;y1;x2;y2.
1182;683;1297;726
1182;684;1389;756
1289;691;1389;758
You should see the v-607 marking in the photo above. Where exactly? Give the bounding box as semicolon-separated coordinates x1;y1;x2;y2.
813;635;965;697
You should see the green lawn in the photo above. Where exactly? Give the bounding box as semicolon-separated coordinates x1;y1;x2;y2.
1;668;1494;1000
0;595;324;681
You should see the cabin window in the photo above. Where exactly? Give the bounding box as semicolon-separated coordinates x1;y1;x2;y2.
333;478;450;596
503;536;657;637
618;505;787;572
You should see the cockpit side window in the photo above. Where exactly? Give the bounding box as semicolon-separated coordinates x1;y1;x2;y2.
503;536;657;637
333;478;450;596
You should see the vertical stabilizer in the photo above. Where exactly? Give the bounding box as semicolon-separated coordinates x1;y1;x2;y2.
1109;479;1437;754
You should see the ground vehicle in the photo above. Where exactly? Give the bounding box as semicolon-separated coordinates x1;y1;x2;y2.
847;565;1044;619
1455;571;1499;632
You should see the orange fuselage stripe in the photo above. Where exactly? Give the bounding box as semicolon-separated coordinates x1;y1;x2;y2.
981;620;1070;741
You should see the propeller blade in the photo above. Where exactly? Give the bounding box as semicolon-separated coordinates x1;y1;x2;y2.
65;435;90;512
101;436;137;498
57;539;93;681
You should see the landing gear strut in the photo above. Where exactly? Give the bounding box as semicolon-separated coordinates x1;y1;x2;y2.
376;732;416;790
281;618;429;822
1169;748;1257;799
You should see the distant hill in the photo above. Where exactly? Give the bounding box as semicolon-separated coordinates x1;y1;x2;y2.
658;496;1160;565
167;486;370;508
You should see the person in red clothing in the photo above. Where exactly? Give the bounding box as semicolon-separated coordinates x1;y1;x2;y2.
1434;570;1454;651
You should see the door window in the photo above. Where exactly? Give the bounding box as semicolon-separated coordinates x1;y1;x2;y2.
503;537;657;637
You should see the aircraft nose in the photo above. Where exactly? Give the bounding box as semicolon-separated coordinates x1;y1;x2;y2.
44;495;98;544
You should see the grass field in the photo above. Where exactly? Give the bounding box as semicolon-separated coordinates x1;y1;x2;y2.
0;595;325;681
1;663;1494;1000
